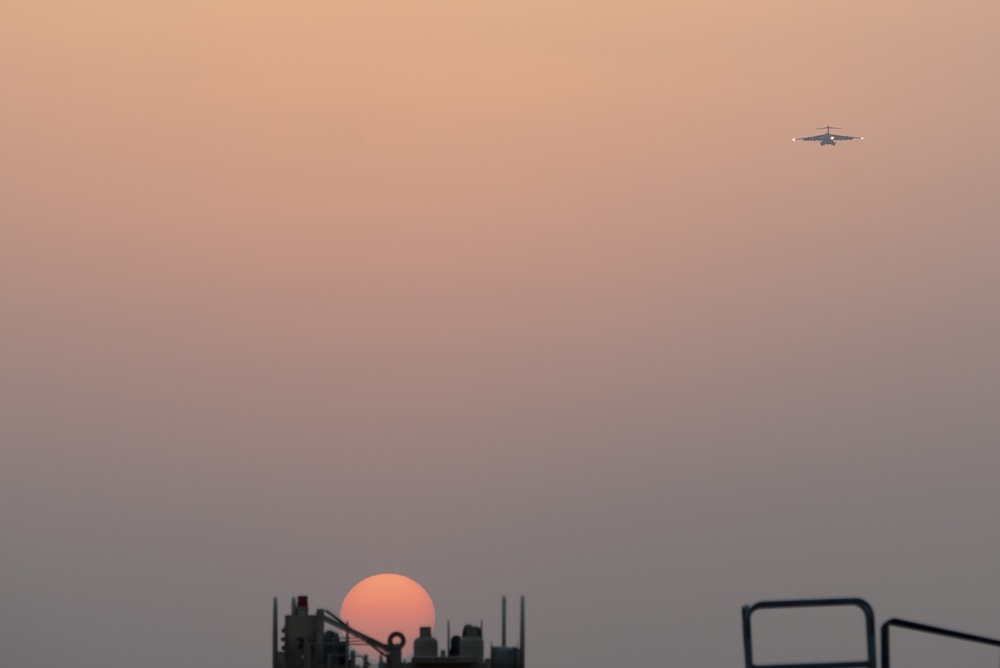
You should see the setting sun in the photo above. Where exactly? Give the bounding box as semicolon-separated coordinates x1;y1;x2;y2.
340;574;435;658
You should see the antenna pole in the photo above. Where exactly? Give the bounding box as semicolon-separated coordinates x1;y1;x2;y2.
519;596;525;668
273;597;279;668
502;596;507;647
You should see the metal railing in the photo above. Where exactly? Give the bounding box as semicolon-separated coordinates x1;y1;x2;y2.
881;618;1000;668
742;598;877;668
742;598;1000;668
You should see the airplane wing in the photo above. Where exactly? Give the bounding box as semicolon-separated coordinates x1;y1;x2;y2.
792;134;825;142
831;134;862;141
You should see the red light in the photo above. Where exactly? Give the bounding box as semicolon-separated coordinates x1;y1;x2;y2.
297;596;309;611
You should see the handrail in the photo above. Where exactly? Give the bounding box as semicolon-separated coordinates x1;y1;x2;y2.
881;618;1000;668
743;599;877;668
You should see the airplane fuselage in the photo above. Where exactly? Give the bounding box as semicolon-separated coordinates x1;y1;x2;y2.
793;125;862;146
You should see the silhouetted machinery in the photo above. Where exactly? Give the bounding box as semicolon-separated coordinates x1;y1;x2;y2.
273;595;524;668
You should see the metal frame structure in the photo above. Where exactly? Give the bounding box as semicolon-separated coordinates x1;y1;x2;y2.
881;618;1000;668
742;598;877;668
743;597;1000;668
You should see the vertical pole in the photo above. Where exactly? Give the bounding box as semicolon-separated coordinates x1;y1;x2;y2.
742;606;754;668
502;596;507;647
519;596;525;668
273;598;279;668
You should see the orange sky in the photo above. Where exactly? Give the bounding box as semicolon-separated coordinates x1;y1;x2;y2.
2;1;1000;667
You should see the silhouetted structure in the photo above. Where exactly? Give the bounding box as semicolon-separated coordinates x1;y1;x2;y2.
273;595;524;668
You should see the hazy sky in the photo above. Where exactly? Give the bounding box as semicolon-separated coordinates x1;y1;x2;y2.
3;1;1000;667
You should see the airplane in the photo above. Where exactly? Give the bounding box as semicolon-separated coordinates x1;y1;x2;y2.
792;126;863;146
